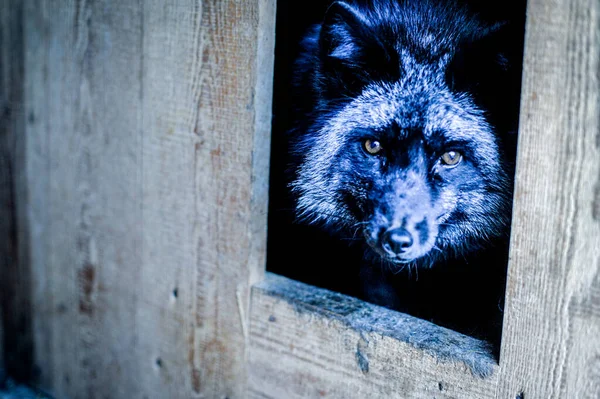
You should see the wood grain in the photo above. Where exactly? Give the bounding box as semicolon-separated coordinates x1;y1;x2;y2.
0;0;14;380
22;3;145;396
5;0;599;397
0;0;32;383
250;0;600;397
15;0;274;397
496;0;600;397
249;273;499;399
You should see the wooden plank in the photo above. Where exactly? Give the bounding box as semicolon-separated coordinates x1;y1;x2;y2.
496;0;600;397
22;2;145;396
0;0;32;383
137;0;274;397
20;0;274;398
249;273;499;399
0;0;13;381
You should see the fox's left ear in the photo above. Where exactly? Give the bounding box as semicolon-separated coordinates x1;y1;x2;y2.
319;2;370;62
319;1;398;95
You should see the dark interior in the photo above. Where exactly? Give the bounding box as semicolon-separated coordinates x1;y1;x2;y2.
267;0;527;353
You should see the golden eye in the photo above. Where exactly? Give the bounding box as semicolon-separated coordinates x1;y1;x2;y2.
440;151;462;166
363;139;383;155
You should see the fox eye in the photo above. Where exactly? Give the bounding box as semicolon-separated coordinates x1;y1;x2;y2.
363;139;383;155
440;151;462;166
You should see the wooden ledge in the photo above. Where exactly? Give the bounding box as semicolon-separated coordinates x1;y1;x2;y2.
248;273;499;399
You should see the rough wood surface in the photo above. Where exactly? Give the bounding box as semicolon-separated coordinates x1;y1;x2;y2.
249;0;600;397
496;0;600;398
249;273;499;399
5;0;599;397
0;0;32;383
16;0;274;398
0;0;14;380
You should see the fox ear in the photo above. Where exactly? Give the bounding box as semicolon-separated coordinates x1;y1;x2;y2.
319;1;369;63
319;1;398;95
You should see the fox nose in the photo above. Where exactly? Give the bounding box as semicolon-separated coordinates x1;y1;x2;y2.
381;228;414;256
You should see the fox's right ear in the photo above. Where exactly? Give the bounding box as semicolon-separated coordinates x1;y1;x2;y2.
319;1;369;63
319;1;397;96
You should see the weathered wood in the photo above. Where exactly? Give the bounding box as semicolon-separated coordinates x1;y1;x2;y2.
137;0;274;397
0;0;12;381
17;0;273;398
496;0;600;397
250;0;600;397
5;0;599;397
249;273;499;399
0;0;32;383
22;3;144;396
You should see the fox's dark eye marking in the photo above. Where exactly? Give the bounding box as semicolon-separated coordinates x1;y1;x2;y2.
363;138;383;155
440;151;462;166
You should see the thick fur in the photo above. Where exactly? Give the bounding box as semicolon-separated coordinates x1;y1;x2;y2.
276;0;523;347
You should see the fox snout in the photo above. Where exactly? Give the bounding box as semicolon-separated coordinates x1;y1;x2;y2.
381;227;414;256
365;176;440;264
366;215;438;263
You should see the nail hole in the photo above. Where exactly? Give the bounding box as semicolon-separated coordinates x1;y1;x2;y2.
172;288;178;298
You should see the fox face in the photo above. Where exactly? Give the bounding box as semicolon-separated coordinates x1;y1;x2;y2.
290;0;516;268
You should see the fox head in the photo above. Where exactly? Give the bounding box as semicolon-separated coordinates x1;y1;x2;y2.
291;0;519;267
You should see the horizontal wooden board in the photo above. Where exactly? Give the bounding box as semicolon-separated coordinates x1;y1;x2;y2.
249;273;499;399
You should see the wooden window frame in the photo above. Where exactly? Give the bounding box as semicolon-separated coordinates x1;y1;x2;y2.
1;0;598;398
248;0;600;398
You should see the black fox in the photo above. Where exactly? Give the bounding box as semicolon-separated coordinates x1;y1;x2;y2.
269;0;524;349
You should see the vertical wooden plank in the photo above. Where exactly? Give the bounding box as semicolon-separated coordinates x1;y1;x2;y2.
249;0;276;291
19;0;274;397
19;0;52;391
23;1;145;397
0;0;31;383
138;0;274;396
0;0;13;381
497;0;600;397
